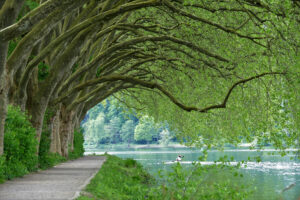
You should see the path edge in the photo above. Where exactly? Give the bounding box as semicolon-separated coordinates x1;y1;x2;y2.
71;156;107;200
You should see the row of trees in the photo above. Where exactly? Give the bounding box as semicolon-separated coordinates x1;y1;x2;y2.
0;0;299;159
82;100;176;147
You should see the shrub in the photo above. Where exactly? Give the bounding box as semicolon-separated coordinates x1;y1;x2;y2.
38;129;65;169
124;158;137;168
68;129;85;160
0;156;5;183
3;105;38;179
149;162;253;200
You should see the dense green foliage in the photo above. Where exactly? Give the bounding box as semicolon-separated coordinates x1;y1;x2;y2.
0;1;300;198
134;116;159;144
38;62;50;81
0;156;5;183
68;129;85;160
82;99;176;147
77;155;252;200
0;105;84;181
38;128;66;170
77;155;154;200
1;106;38;180
151;162;252;200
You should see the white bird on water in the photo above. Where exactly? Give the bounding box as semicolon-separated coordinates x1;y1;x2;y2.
176;155;184;162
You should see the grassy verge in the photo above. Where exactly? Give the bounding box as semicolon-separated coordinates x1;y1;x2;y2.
77;154;154;200
77;155;253;200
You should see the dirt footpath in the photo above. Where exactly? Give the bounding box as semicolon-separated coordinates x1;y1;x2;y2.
0;156;106;200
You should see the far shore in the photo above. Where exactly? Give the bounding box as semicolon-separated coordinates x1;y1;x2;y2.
84;143;299;153
84;143;187;150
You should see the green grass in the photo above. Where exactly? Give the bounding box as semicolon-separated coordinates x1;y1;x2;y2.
76;155;254;200
77;155;154;200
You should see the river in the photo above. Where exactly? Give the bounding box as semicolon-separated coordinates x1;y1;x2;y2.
85;146;300;200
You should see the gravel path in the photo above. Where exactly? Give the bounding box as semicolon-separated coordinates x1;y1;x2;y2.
0;156;106;200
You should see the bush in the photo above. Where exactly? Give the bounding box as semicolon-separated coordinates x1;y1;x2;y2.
3;105;38;179
38;129;65;169
0;156;5;183
39;152;66;170
149;162;253;200
124;158;137;168
68;129;85;160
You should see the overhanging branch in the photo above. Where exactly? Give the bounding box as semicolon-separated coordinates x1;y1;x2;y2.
54;71;285;113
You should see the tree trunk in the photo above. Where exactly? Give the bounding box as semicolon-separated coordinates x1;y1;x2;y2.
69;123;74;152
50;107;62;155
0;0;5;10
0;40;8;155
0;71;8;156
0;0;25;155
28;97;48;153
59;105;74;157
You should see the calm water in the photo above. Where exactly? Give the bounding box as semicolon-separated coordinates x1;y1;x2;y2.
85;147;300;200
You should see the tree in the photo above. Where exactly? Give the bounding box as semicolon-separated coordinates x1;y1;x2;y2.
83;113;107;146
0;0;299;157
159;129;172;146
134;116;159;144
107;117;122;144
120;120;136;147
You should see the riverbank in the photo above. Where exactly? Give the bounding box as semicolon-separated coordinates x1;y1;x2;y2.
77;154;254;200
82;148;300;200
77;154;154;200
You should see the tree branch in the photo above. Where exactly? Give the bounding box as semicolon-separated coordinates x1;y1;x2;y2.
163;0;269;41
54;71;285;113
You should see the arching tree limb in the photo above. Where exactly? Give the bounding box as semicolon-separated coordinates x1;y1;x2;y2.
54;71;285;113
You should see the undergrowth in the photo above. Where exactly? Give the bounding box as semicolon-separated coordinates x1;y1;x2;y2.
77;155;154;200
0;105;84;182
77;155;253;200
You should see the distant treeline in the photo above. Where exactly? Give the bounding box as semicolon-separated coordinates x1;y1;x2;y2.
81;99;177;147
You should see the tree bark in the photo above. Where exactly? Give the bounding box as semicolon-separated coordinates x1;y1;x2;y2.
0;0;25;155
0;72;8;156
29;100;48;153
69;120;75;152
50;106;62;155
0;0;5;10
59;105;74;157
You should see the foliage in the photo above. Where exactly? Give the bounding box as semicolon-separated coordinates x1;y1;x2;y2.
38;62;50;81
3;105;38;179
39;153;66;170
106;116;122;144
25;0;39;11
120;120;135;145
82;99;175;147
149;161;253;200
0;156;5;183
38;128;66;169
17;0;39;21
1;1;300;194
159;129;172;146
134;116;159;144
38;108;66;169
7;40;18;58
77;155;154;200
77;155;253;200
68;129;85;160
